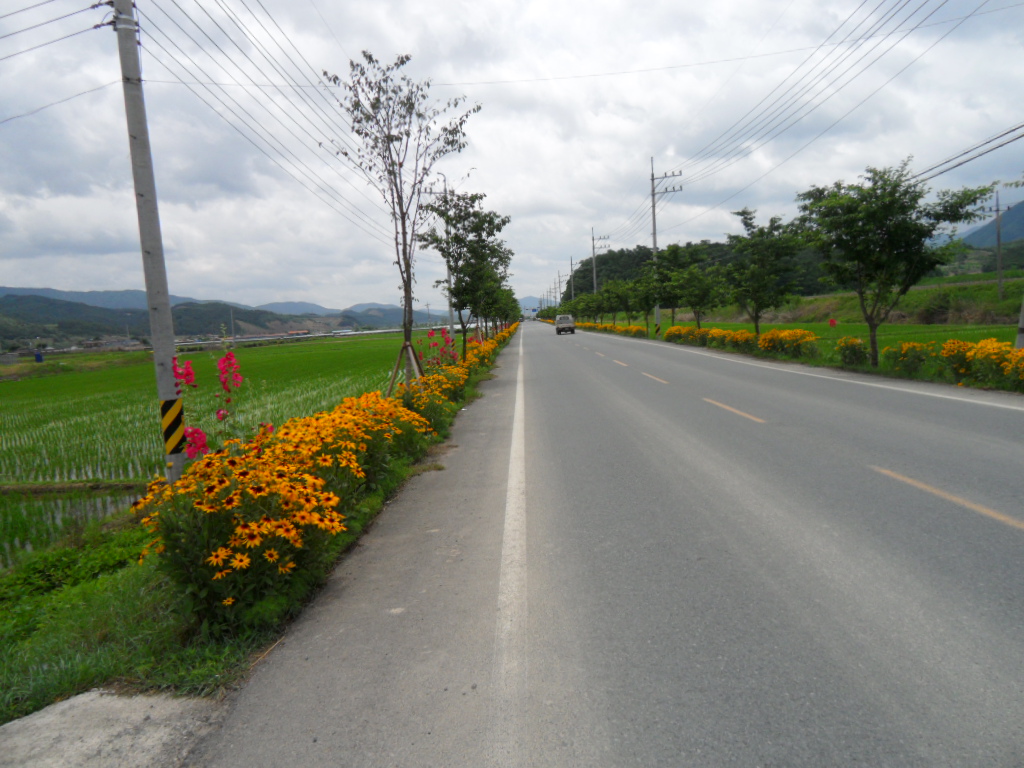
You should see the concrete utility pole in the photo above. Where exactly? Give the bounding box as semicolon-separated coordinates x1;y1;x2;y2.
570;258;575;301
113;0;185;483
989;190;1013;301
591;228;609;293
651;159;683;335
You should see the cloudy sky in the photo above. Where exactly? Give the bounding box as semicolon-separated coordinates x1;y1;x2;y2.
2;0;1023;312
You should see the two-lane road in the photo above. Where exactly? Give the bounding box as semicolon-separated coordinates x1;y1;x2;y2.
192;320;1024;767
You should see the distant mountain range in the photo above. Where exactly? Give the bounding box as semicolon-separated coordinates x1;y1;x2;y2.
962;202;1024;249
0;287;435;344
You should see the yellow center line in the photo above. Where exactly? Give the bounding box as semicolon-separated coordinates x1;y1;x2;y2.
643;372;669;384
614;360;628;367
702;398;766;423
870;466;1024;531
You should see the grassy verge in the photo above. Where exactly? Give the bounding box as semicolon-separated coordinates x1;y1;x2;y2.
0;331;514;726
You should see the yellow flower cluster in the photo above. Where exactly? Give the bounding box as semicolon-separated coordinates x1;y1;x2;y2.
940;337;1024;389
758;328;820;358
133;324;521;629
575;322;647;337
664;326;758;352
881;341;934;375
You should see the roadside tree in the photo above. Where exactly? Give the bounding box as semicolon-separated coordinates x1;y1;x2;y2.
727;208;800;337
797;160;993;365
325;52;479;382
672;263;728;329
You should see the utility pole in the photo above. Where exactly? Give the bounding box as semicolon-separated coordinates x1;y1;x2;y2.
591;228;609;292
987;191;1013;301
570;258;575;301
113;0;185;483
651;159;683;335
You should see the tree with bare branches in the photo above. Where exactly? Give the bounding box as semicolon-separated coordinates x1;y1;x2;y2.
324;52;479;384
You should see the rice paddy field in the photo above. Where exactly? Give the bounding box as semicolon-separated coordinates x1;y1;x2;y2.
0;333;408;567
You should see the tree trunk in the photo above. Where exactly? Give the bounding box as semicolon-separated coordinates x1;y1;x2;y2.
868;321;880;367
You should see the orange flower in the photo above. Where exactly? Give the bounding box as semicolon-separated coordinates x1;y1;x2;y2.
230;552;251;570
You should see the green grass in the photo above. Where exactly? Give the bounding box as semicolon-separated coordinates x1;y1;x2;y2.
0;337;511;726
0;334;413;487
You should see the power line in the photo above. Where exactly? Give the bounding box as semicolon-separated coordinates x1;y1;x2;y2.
431;3;1024;87
914;123;1024;181
0;0;63;22
138;2;389;235
142;43;392;246
658;1;997;237
139;18;392;242
0;79;118;126
0;24;103;64
0;3;105;43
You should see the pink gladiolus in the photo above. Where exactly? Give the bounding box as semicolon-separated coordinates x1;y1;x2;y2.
217;351;243;393
216;408;228;421
183;426;209;459
427;329;435;338
172;357;197;388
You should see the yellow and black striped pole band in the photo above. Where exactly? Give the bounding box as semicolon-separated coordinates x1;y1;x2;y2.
655;324;661;337
161;398;185;455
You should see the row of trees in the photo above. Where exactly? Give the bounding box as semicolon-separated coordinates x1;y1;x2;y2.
327;52;518;381
555;161;994;366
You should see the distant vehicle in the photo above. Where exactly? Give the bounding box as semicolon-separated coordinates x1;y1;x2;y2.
555;315;575;335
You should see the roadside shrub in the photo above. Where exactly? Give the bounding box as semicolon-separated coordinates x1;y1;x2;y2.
835;336;869;367
622;325;647;338
968;338;1013;387
706;328;732;348
663;325;689;343
759;328;819;358
881;342;935;376
1002;348;1024;392
939;339;973;383
725;330;759;352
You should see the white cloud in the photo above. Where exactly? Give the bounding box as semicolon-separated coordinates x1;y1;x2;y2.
1;0;1022;309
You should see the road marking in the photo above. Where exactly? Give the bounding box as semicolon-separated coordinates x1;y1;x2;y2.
492;330;528;764
643;372;669;384
870;466;1024;531
614;360;628;367
619;336;1024;413
703;398;766;423
595;352;606;357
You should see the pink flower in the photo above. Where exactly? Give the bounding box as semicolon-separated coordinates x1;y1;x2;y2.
183;426;209;459
216;409;229;421
217;352;243;392
172;357;196;388
427;329;435;338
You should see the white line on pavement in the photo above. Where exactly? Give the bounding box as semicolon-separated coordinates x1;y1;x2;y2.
491;330;528;767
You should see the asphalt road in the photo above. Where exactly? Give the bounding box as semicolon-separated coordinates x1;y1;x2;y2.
189;321;1024;767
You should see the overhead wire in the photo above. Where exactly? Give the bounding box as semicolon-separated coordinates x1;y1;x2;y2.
606;0;1000;245
658;0;998;235
0;25;102;63
138;8;392;242
0;3;105;42
154;0;382;206
914;121;1024;181
0;0;64;22
139;1;391;238
0;79;119;126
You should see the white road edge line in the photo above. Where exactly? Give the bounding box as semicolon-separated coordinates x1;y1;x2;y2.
492;329;527;766
590;333;1024;412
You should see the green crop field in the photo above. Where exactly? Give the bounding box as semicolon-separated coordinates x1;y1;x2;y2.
0;333;421;567
0;333;408;487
